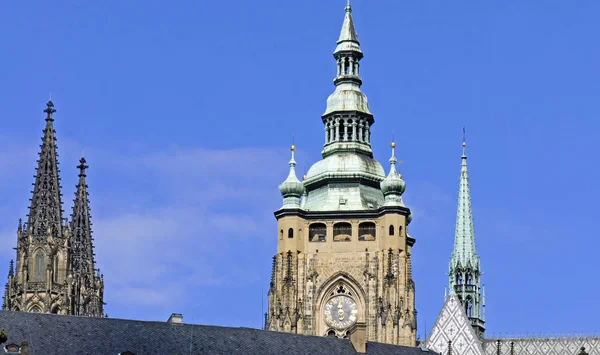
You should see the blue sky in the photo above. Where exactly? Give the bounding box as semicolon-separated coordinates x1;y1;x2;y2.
1;0;599;339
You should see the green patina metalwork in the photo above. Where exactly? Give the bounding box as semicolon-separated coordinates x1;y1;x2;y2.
448;137;485;340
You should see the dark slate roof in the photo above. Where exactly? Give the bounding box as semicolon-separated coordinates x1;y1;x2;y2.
0;311;436;355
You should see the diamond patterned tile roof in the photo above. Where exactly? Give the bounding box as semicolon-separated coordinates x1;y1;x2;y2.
423;295;484;355
484;336;600;355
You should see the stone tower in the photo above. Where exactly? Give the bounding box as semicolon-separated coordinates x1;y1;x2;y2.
266;2;417;346
448;136;485;340
2;100;105;317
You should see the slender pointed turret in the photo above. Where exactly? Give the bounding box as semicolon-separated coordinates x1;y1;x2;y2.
69;157;104;317
448;132;485;340
70;157;95;277
380;142;406;206
26;100;64;240
450;139;479;272
278;145;304;209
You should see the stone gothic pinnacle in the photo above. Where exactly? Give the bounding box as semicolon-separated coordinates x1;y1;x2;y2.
27;100;64;240
70;157;96;278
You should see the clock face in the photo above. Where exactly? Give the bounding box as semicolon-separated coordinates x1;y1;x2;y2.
323;295;359;329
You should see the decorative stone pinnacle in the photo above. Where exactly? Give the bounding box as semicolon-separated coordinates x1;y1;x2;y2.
77;157;88;177
8;260;14;278
44;100;56;121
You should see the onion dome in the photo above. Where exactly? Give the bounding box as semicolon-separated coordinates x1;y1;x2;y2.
380;142;406;206
278;145;305;208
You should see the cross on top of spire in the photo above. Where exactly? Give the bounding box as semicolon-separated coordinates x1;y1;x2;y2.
78;157;88;178
44;100;56;121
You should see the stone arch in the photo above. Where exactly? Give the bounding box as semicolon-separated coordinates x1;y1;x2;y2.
316;271;367;302
50;303;61;314
316;272;367;335
27;304;43;313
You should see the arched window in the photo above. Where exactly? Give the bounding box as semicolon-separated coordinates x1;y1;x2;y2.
309;223;327;242
358;222;376;241
466;298;473;317
53;256;59;282
34;252;45;282
389;225;395;236
288;228;294;239
279;229;283;240
456;274;463;285
50;305;60;314
333;222;352;242
327;330;336;337
30;305;41;313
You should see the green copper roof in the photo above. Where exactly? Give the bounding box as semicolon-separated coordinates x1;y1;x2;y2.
449;141;480;272
278;146;304;208
380;143;406;207
334;1;362;56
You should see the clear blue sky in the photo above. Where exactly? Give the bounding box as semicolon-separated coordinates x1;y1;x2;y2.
1;0;599;338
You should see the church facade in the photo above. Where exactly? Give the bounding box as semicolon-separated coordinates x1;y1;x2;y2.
2;101;105;317
266;2;417;346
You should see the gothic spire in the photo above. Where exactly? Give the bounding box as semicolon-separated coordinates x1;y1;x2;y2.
449;133;480;272
69;157;95;277
26;100;64;240
448;130;485;339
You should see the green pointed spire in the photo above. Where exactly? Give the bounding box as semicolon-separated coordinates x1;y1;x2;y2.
449;138;480;272
448;130;485;340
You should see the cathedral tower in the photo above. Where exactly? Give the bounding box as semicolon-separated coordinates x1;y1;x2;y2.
266;2;417;346
448;136;485;340
2;100;105;317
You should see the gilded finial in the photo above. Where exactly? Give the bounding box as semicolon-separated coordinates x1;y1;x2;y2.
345;0;352;12
291;145;296;152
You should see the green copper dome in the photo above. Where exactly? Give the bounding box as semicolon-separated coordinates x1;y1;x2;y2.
278;146;304;208
380;143;406;206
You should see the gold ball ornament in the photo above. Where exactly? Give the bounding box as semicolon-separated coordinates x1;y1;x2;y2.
291;144;296;151
462;142;466;147
391;142;396;148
